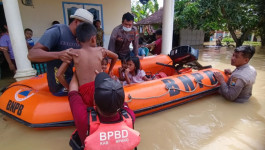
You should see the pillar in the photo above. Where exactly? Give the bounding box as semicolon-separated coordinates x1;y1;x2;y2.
2;0;36;81
161;0;174;55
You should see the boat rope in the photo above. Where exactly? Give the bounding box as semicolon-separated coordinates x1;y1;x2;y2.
127;79;219;102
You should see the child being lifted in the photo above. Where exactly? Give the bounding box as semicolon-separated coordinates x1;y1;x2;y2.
56;22;118;106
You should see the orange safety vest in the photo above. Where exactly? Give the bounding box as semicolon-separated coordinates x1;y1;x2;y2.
84;108;140;150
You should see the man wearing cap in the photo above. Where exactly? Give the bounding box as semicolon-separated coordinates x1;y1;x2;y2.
108;12;139;59
68;72;139;149
214;46;257;103
28;8;93;96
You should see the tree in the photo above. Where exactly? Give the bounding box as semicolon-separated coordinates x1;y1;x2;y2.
174;0;263;47
254;0;265;46
131;0;159;23
174;0;199;30
173;0;226;44
198;0;260;47
174;0;226;31
255;27;265;46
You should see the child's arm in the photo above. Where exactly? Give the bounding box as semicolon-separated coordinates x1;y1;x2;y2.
124;68;131;84
0;47;16;73
146;42;155;48
69;72;79;92
143;76;151;81
56;62;70;90
103;49;118;74
142;70;151;81
118;67;126;81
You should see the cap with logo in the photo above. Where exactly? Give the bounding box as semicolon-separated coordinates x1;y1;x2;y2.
94;72;124;115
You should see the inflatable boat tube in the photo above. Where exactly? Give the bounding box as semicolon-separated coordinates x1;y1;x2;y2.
0;55;227;128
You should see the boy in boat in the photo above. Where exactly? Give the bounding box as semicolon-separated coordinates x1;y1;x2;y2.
56;22;118;106
68;72;140;149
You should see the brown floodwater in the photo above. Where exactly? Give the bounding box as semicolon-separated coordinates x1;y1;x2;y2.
0;46;265;150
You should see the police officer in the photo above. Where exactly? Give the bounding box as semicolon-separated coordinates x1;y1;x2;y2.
108;12;139;59
214;46;257;103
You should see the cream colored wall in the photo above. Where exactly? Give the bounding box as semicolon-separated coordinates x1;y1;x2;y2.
18;0;64;37
14;0;131;39
102;0;131;34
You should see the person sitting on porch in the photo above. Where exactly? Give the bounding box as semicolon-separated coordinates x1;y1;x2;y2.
146;29;162;55
131;37;149;57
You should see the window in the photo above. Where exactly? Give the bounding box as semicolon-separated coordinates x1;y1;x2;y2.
62;2;103;29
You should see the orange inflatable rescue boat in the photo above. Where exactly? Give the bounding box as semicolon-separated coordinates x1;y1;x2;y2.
0;46;228;128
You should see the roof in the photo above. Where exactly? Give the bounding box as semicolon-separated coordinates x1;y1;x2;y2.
136;8;163;25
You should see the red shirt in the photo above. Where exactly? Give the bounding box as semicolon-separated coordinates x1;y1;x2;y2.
68;91;135;146
153;38;162;55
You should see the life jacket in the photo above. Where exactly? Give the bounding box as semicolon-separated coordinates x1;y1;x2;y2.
84;107;140;150
69;107;140;150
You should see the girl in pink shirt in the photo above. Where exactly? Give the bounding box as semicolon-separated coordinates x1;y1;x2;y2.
124;57;151;85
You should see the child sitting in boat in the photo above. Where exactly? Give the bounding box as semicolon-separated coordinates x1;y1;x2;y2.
100;57;121;82
56;22;118;106
101;57;108;73
118;57;127;83
124;56;151;85
68;72;140;149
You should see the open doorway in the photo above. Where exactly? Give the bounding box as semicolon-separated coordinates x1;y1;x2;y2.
0;4;13;79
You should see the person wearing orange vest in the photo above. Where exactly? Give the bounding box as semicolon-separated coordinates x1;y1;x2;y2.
68;72;140;150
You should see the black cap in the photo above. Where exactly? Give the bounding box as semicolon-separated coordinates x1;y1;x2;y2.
94;72;124;115
235;45;255;59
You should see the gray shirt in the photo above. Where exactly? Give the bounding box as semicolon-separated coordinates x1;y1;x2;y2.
38;24;80;96
219;64;257;103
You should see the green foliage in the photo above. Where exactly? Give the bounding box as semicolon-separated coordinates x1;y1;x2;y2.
173;0;263;46
198;0;259;30
174;0;200;30
174;0;225;31
173;0;227;32
255;27;265;46
243;41;261;46
131;0;159;23
222;37;234;43
253;0;265;46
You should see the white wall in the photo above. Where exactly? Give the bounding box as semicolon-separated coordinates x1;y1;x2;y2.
179;29;205;46
6;0;131;46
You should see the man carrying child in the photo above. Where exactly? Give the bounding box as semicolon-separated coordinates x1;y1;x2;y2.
28;8;93;96
56;22;118;107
